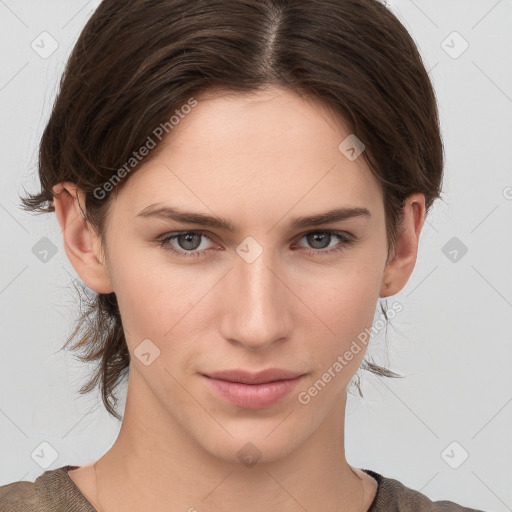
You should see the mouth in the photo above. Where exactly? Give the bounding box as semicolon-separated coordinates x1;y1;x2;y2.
202;368;306;385
201;368;307;409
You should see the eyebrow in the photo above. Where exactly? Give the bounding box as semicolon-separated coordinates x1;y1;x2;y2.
136;203;371;231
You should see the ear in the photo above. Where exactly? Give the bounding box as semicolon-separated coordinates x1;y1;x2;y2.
379;193;426;298
52;182;114;294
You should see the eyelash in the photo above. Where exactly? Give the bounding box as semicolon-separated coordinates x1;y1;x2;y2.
156;230;356;259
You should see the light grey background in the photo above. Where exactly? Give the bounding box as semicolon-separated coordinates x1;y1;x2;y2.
1;1;511;510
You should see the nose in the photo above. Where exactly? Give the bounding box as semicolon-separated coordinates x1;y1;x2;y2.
219;244;291;350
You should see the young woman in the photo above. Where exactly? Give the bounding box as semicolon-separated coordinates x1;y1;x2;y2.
0;0;485;510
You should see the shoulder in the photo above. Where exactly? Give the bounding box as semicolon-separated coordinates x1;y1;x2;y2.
363;469;486;512
0;466;96;512
0;479;42;512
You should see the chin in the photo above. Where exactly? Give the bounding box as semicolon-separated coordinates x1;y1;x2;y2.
196;427;304;467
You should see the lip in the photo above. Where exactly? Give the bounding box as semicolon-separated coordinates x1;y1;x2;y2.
201;369;306;409
204;368;305;384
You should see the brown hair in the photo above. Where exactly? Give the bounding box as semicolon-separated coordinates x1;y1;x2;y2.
20;0;444;420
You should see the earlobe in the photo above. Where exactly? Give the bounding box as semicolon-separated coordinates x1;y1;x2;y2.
52;182;114;294
379;193;426;298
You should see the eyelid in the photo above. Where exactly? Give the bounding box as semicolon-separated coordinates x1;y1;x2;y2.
156;230;219;253
157;229;356;258
292;230;356;256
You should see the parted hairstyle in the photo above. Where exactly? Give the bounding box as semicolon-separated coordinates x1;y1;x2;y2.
20;0;444;420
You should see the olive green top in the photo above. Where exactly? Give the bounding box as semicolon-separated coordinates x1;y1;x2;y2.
0;465;485;511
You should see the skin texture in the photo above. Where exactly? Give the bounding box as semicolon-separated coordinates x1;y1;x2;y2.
53;86;425;512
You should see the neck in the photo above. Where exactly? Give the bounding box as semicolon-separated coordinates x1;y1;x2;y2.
91;370;370;512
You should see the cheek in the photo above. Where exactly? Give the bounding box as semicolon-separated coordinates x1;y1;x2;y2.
292;277;380;410
109;233;384;359
105;248;173;337
308;259;383;362
109;249;216;348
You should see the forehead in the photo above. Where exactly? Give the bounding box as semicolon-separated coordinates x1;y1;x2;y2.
111;86;384;224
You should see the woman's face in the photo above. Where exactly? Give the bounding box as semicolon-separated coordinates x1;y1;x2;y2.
90;86;392;462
